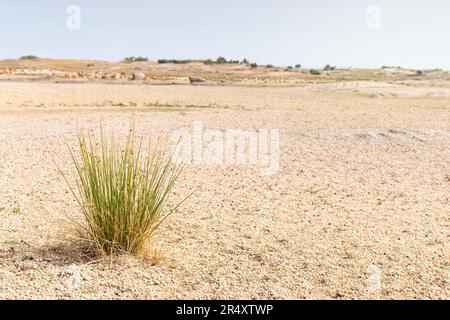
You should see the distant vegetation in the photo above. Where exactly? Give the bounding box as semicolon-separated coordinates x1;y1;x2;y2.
216;56;240;64
157;57;261;67
123;56;305;70
324;64;336;71
19;55;39;60
158;59;196;64
158;57;266;68
310;69;322;75
123;56;148;63
415;69;442;75
216;57;227;64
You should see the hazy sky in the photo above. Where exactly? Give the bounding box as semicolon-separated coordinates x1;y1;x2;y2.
0;0;449;69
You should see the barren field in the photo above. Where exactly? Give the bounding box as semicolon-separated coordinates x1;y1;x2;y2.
0;62;449;299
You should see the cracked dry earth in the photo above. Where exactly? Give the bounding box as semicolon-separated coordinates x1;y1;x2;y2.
0;81;449;299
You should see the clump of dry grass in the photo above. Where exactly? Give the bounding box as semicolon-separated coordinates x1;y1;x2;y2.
62;122;187;256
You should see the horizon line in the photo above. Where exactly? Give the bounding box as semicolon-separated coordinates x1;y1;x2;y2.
1;56;448;72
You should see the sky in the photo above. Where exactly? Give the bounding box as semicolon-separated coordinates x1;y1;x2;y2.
0;0;449;69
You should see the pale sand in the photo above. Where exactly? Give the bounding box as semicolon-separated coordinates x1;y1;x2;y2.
0;80;448;299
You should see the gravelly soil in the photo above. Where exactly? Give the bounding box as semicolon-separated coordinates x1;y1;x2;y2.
0;81;448;299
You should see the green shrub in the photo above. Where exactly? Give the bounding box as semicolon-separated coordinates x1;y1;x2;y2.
216;57;227;64
62;121;188;256
19;55;39;60
124;56;148;63
250;63;258;69
310;69;322;75
295;64;301;68
158;59;199;64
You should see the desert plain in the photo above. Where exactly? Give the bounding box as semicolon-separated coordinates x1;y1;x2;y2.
0;59;448;299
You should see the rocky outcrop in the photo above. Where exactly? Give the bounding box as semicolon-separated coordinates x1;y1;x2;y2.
188;76;205;84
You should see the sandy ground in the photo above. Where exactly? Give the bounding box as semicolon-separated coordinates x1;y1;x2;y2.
0;80;449;299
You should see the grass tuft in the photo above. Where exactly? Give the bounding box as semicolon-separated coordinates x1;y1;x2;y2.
62;121;187;256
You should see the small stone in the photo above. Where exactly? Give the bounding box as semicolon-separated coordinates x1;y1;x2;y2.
131;72;145;81
21;254;34;261
58;264;83;290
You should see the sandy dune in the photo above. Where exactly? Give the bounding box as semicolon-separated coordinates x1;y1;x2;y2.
0;77;449;299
